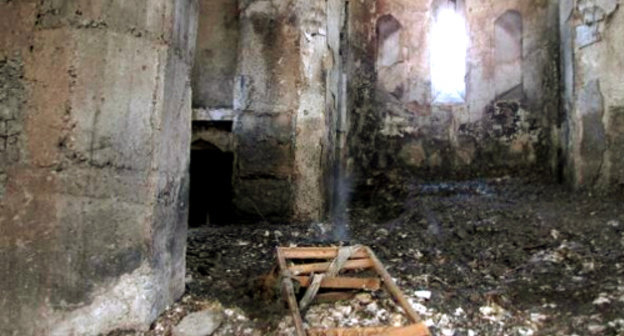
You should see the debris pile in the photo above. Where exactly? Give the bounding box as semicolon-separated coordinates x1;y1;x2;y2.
134;177;624;336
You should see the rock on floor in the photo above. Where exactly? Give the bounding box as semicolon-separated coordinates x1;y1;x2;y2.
172;309;224;336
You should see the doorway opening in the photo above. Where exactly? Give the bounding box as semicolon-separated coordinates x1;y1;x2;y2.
189;141;235;227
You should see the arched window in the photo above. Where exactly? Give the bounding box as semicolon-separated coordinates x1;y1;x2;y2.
430;2;468;104
494;10;523;99
377;15;402;68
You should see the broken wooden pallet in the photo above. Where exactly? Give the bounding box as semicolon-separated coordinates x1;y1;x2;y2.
276;246;431;336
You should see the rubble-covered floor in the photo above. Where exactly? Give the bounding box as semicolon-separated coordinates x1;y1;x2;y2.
143;177;623;336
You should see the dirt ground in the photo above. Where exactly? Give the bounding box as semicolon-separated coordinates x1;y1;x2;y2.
136;176;624;336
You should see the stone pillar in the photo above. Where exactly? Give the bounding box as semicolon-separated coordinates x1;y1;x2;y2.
293;0;331;220
0;0;198;334
560;0;624;189
233;0;339;222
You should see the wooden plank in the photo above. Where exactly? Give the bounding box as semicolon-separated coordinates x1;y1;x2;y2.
276;248;306;336
365;247;423;324
313;292;357;303
280;247;368;259
289;259;374;275
307;322;430;336
294;276;381;291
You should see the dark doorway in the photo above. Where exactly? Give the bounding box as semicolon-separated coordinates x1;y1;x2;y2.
189;142;234;226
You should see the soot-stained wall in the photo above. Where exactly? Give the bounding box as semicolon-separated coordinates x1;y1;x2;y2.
0;0;197;334
346;0;561;197
191;0;346;222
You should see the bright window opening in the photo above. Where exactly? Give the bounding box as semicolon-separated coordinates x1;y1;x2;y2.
430;5;468;104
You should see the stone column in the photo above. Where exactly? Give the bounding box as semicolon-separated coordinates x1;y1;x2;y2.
560;0;624;189
0;0;198;334
293;0;331;220
233;0;339;222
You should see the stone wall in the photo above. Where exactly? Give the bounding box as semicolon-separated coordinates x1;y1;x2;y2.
0;0;198;334
560;0;624;190
346;0;561;196
192;0;239;109
191;0;345;222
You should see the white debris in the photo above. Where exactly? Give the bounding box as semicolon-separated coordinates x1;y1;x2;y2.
582;261;595;273
292;294;411;331
592;294;611;305
441;328;455;336
517;327;535;336
587;324;606;334
365;302;378;313
530;313;548;323
414;290;432;300
479;303;508;322
608;318;624;328
375;228;389;236
355;293;373;305
414;250;424;260
389;313;403;326
410;301;430;315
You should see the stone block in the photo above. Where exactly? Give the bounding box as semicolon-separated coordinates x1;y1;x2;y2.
234;112;294;178
173;309;224;336
233;178;293;219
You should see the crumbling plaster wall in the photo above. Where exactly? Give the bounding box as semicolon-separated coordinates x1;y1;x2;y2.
347;0;560;194
560;0;624;190
0;0;198;334
192;0;344;222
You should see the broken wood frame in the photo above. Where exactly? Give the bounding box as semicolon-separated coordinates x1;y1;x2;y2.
276;246;431;336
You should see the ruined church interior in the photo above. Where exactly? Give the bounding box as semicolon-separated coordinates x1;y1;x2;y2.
1;0;624;335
